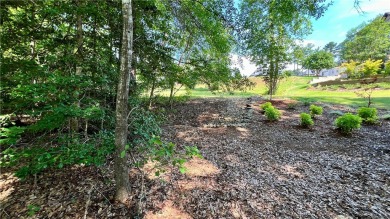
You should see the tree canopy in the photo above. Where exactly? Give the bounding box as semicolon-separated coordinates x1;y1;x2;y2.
340;16;390;62
303;50;334;76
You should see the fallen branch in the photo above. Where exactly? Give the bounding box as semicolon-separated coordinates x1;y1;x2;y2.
83;184;94;219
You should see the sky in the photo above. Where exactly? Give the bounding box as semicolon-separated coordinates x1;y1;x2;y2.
236;0;390;76
305;0;390;48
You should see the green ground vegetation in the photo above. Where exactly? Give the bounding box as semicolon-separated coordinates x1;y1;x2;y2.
160;77;390;109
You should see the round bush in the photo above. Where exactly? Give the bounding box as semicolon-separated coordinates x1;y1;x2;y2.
300;113;314;127
310;104;323;116
334;113;362;134
265;106;281;121
357;107;378;124
261;102;273;111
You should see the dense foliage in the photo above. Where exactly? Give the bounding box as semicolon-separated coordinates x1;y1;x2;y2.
335;113;362;134
309;104;323;117
340;16;390;63
264;106;282;121
303;50;334;76
300;113;314;127
357;107;378;124
0;0;237;180
260;102;273;111
341;58;384;79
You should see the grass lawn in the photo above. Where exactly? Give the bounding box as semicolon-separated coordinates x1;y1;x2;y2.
163;76;390;109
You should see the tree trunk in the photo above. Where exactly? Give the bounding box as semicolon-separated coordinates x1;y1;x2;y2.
169;82;174;107
149;75;156;108
70;0;84;133
114;0;133;203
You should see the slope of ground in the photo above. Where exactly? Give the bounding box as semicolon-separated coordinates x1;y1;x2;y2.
165;77;390;108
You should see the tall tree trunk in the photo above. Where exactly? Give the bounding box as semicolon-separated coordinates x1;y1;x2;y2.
70;0;84;133
114;0;133;203
269;59;274;100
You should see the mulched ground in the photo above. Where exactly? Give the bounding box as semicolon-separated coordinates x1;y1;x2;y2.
1;97;389;218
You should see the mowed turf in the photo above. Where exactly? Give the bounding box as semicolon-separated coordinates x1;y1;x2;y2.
161;76;390;109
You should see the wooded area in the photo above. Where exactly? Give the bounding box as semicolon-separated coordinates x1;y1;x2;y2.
1;0;389;218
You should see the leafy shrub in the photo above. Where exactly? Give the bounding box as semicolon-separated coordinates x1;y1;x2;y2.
357;107;378;124
146;136;202;176
265;106;281;121
0;126;25;145
361;59;383;77
342;60;361;78
260;102;273;110
1;131;115;178
334;113;362;134
300;113;314;127
310;104;323;117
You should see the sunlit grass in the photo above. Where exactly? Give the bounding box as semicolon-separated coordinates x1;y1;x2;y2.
159;76;390;109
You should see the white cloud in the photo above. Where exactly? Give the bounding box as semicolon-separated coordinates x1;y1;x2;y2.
337;0;390;19
359;0;390;13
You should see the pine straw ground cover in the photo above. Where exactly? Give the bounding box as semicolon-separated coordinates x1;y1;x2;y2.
1;97;389;218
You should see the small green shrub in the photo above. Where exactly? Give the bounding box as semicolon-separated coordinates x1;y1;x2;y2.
300;113;314;127
260;102;273;111
357;107;378;124
265;106;281;121
310;104;323;117
27;204;41;216
335;113;362;134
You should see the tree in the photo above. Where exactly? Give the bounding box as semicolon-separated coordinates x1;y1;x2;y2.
291;44;305;71
323;41;339;58
340;16;390;62
341;60;361;78
113;0;134;203
361;59;383;77
239;0;330;99
303;50;334;76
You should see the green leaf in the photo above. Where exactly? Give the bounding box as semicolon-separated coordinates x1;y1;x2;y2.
120;151;126;158
179;167;187;174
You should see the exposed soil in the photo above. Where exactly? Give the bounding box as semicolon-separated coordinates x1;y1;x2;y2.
1;97;389;218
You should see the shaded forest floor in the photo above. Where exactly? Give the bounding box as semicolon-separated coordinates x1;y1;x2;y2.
1;97;390;218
